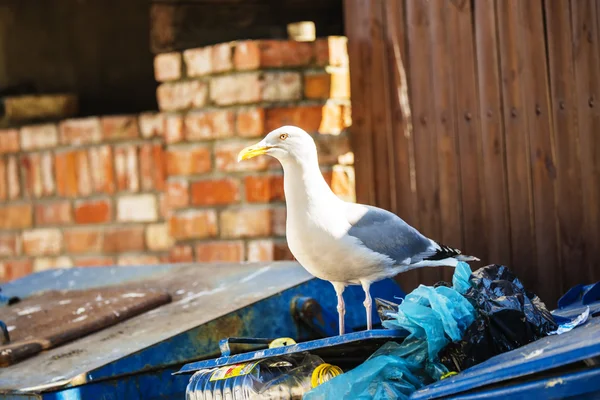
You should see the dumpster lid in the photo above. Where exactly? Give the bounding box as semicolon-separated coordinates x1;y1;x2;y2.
410;314;600;399
176;328;408;375
0;261;313;393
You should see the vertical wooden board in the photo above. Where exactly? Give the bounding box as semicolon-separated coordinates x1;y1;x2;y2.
496;0;537;287
449;0;488;265
518;0;561;304
571;0;600;285
384;0;418;225
368;0;395;212
343;0;376;206
405;0;444;286
384;0;422;292
474;0;512;267
428;0;463;282
545;0;586;291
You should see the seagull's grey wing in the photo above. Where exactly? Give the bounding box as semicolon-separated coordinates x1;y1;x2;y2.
344;203;437;265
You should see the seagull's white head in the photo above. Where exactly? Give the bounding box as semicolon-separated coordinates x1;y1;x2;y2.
237;125;317;165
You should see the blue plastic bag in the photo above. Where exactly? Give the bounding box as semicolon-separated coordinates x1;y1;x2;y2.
304;342;424;400
304;262;476;399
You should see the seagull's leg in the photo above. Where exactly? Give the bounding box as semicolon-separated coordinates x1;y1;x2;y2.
361;281;373;331
331;282;346;336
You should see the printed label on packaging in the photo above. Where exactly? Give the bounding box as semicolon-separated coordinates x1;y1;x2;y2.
209;362;258;381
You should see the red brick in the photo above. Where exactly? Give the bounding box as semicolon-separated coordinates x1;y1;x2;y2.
139;144;166;191
114;145;139;192
74;199;113;224
166;146;211;176
247;239;275;262
158;193;168;219
64;228;104;254
262;72;302;102
169;210;218;240
315;134;352;165
215;141;269;172
154;52;182;82
59;118;101;145
164;114;185;144
40;152;55;195
117;255;160;266
0;204;32;229
212;42;233;73
35;201;72;226
191;178;240;206
185;110;235;141
73;256;114;267
157;80;208;111
89;146;116;194
265;104;350;134
23;228;62;256
265;105;323;133
21;154;41;198
145;223;174;251
117;194;158;222
0;234;20;257
196;241;244;262
76;150;93;196
55;151;79;197
209;73;261;106
304;70;350;99
233;41;261;70
264;40;314;67
169;245;194;263
102;115;139;141
20;124;58;150
0;158;6;201
7;156;20;200
0;129;20;153
139;112;165;138
271;207;286;236
34;256;73;271
236;107;265;137
274;241;295;261
183;47;212;77
165;180;189;211
103;226;145;253
219;208;272;238
1;259;33;281
315;37;349;67
244;175;284;203
233;40;313;69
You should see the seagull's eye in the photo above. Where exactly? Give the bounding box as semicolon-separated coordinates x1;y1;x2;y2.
279;133;289;140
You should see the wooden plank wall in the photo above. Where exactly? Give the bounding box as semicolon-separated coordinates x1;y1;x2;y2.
344;0;600;306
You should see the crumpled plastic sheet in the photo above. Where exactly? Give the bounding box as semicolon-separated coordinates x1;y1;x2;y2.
304;262;476;400
439;264;559;372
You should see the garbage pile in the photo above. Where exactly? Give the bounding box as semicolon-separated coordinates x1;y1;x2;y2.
304;263;564;400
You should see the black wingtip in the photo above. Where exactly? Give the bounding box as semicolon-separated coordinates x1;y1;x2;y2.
424;241;463;261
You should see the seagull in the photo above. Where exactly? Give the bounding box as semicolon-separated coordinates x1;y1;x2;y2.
237;126;479;335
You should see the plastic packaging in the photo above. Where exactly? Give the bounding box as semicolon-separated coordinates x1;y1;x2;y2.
304;342;423;400
185;354;341;400
305;262;477;399
439;264;559;372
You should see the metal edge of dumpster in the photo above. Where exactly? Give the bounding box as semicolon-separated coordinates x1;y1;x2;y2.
409;303;600;399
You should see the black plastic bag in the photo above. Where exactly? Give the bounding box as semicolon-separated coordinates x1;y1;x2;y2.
440;264;558;372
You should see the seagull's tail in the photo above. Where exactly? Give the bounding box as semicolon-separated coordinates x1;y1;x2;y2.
425;240;480;262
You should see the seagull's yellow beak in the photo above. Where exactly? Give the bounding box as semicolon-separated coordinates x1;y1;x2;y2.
237;143;271;162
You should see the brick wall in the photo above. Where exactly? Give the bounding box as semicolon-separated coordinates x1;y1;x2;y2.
0;37;354;282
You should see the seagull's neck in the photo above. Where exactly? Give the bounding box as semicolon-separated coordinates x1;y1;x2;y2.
281;157;340;211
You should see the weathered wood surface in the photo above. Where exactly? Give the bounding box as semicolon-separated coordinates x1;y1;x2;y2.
345;0;600;306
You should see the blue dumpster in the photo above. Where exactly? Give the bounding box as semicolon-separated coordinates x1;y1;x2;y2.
0;261;405;399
